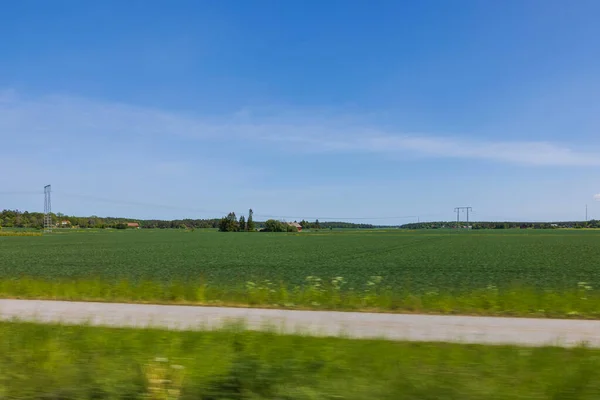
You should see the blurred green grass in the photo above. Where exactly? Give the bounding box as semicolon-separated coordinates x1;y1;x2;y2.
1;321;600;399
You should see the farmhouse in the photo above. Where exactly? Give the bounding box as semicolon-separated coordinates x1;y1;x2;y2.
127;222;140;229
287;222;303;232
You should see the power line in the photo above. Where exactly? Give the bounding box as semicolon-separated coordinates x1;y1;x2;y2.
252;213;443;221
57;191;444;221
58;192;231;216
0;191;44;195
0;188;446;222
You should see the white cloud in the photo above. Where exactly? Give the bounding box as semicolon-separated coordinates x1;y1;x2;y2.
594;194;600;201
314;135;600;166
2;90;600;167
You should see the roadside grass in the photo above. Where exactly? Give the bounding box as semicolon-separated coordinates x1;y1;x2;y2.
2;276;599;319
1;320;600;399
0;231;42;236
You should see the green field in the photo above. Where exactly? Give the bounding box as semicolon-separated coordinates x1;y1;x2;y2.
1;229;599;290
1;229;600;317
2;321;600;399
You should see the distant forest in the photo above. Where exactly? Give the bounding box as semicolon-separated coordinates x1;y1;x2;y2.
0;209;378;230
2;209;598;230
400;221;600;229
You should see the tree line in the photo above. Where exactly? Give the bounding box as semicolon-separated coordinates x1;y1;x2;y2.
0;209;221;230
217;211;380;232
295;219;376;230
401;221;600;229
19;209;597;231
218;209;257;232
0;210;130;229
4;209;598;231
0;209;377;230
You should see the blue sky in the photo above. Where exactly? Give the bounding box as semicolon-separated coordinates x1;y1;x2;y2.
2;0;600;223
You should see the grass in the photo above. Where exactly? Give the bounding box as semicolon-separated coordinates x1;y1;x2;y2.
1;277;599;319
0;231;42;236
1;320;600;399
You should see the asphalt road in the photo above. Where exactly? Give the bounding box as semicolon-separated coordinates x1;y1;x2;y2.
1;299;599;347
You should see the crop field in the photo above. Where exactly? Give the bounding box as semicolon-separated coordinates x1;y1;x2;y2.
2;229;600;317
1;228;600;290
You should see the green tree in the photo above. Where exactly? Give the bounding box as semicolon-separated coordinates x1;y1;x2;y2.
239;215;246;232
264;219;286;232
247;209;255;231
219;212;239;232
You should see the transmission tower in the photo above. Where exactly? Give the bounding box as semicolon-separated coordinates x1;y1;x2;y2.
44;185;52;233
454;207;472;229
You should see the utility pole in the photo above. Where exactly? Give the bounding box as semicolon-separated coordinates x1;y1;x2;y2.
454;207;473;229
44;185;52;233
